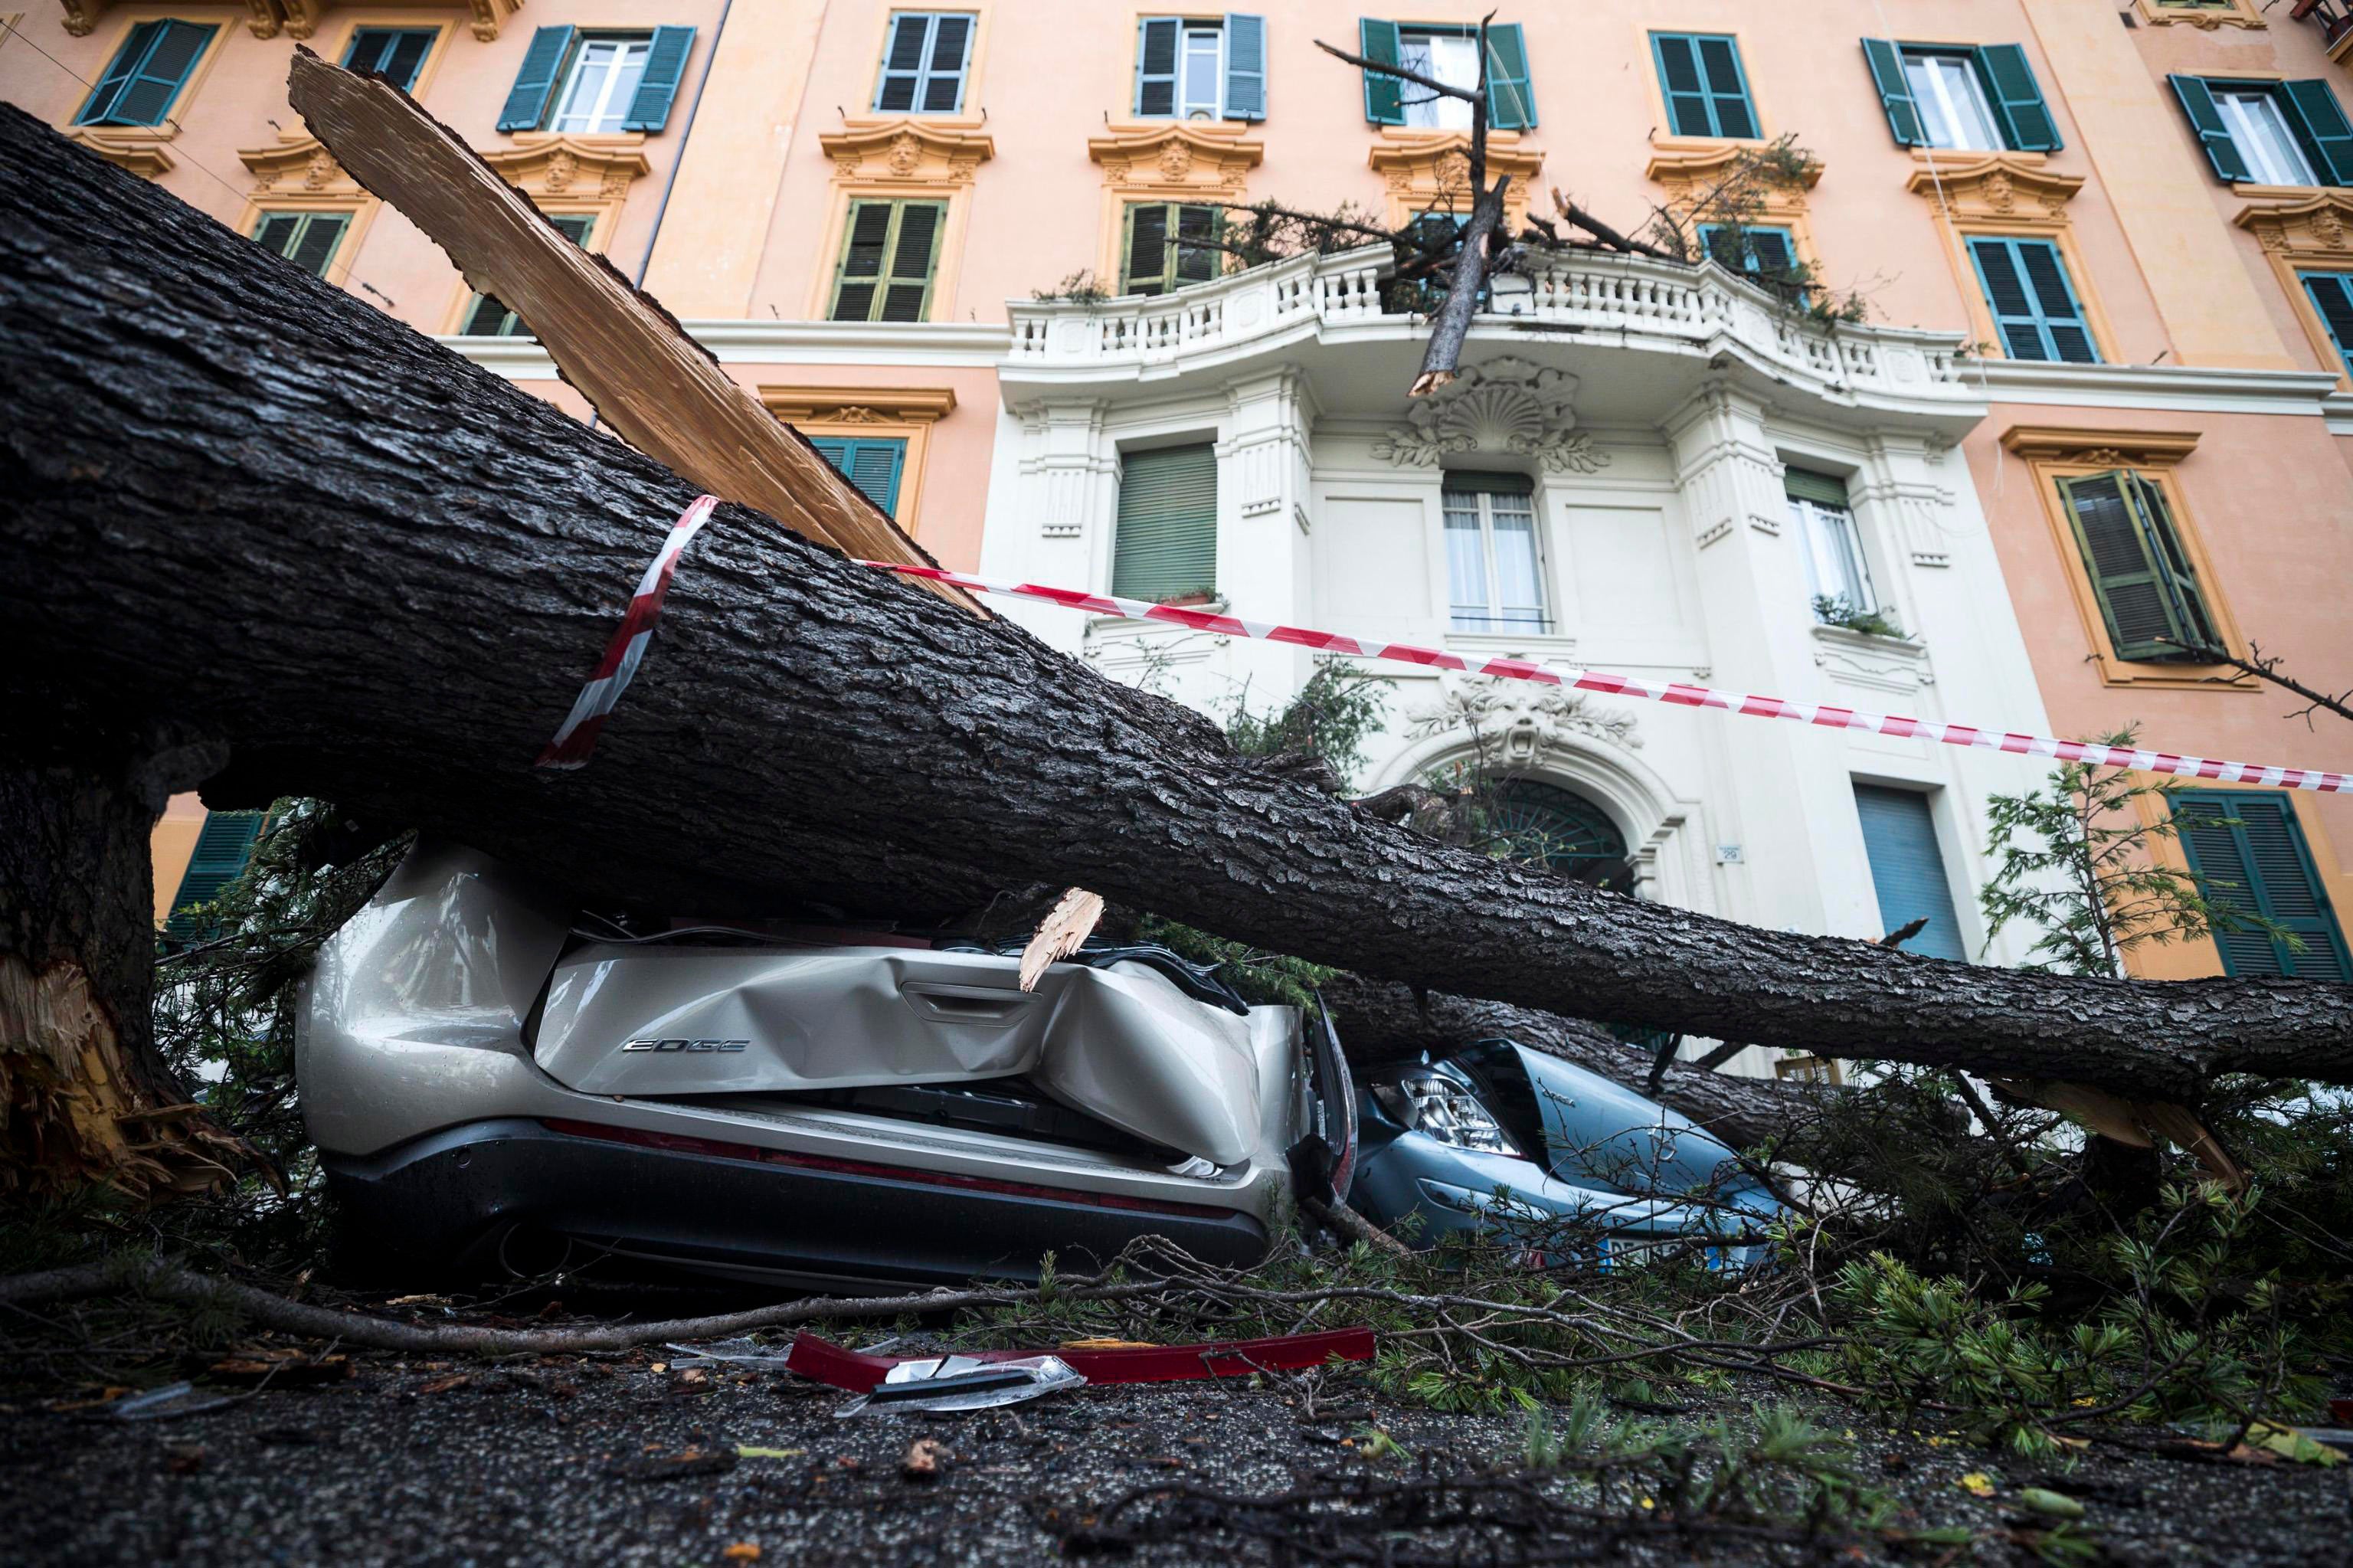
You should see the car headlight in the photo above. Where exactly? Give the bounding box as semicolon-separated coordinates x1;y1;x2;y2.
1383;1072;1516;1156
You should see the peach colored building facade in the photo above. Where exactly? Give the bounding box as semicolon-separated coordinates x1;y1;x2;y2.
9;2;2352;1022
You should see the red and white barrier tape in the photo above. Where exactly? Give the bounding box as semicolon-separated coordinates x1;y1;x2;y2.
856;561;2353;795
537;494;720;770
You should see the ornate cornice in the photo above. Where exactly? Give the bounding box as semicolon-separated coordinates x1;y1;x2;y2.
1370;355;1607;474
237;133;362;196
822;120;995;185
1367;129;1541;208
479;133;650;199
759;385;957;424
1905;152;2081;223
1088;123;1263;194
66;126;175;176
2235;191;2353;258
2133;0;2264;30
1998;424;2200;466
1644;144;1821;195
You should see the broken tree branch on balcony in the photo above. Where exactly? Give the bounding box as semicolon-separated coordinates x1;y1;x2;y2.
5;103;2353;1188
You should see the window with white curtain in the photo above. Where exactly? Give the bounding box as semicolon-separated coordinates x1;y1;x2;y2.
2213;89;2318;185
1399;30;1480;129
550;36;651;133
1901;51;2001;152
1444;476;1547;633
1785;469;1875;617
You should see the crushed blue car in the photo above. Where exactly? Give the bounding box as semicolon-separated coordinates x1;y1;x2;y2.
1349;1038;1782;1267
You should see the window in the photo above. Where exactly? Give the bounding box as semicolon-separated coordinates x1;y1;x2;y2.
1862;41;2059;152
1697;222;1803;296
2173;794;2351;980
1486;780;1631;889
2299;271;2353;376
1651;33;1756;140
1356;21;1533;131
252;211;351;280
1785;469;1874;619
1967;236;2097;362
830;200;944;322
1111;444;1218;604
497;25;696;134
811;437;908;516
2055;470;2220;663
1121;202;1222;294
1443;473;1546;633
1134;15;1267;121
163;810;263;944
875;12;974;114
75;18;215;127
2169;76;2353;187
462;213;596;335
1852;786;1968;961
342;27;436;93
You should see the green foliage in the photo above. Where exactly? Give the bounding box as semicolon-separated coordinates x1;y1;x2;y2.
1811;594;1906;640
1134;916;1337;1013
1641;135;1870;325
1978;726;2300;974
1222;663;1392;784
1029;269;1111;305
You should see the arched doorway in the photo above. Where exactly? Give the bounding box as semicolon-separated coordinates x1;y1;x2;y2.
1484;778;1634;892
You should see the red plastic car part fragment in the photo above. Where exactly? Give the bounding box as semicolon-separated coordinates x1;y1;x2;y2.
781;1327;1376;1393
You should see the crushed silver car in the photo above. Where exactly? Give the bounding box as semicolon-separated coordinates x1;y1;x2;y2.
299;840;1356;1289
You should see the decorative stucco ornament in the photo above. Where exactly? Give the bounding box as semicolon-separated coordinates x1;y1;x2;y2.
1405;676;1641;770
1370;357;1610;474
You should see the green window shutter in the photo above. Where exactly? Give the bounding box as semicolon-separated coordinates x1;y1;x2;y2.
1136;17;1181;116
1222;14;1267;121
2057;471;2215;662
1358;18;1404;126
2279;79;2353;185
2168;74;2252;183
1173;203;1221;284
1973;43;2059;152
2174;795;2351;980
164;810;264;942
1862;38;1924;148
831;201;894;320
1853;786;1968;961
253;212;350;278
879;201;943;321
463;214;592;336
621;25;696;132
810;436;907;516
1123;202;1172;293
498;25;576;133
1112;444;1219;603
1783;467;1851;508
78;19;214;127
2301;272;2353;375
1483;22;1534;131
830;201;944;322
1652;33;1753;140
342;28;437;93
1968;237;2096;363
252;214;303;260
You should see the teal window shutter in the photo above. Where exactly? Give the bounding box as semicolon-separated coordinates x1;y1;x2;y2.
1358;18;1404;125
1973;43;2059;152
499;25;576;132
1652;33;1754;140
164;810;265;943
463;213;594;335
810;437;908;516
1852;786;1968;961
342;28;437;93
1861;38;1924;147
2279;79;2353;185
2056;470;2219;662
252;211;351;278
1136;17;1181;116
2174;794;2351;980
875;13;973;113
1112;444;1219;603
2301;271;2353;375
622;25;695;132
1483;22;1533;130
1222;14;1267;121
76;19;215;127
1968;237;2096;363
1696;222;1796;277
2168;74;2252;182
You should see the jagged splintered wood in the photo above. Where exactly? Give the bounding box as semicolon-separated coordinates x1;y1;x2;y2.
3;104;2352;1198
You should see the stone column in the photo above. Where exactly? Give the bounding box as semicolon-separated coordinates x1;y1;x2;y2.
1217;369;1317;707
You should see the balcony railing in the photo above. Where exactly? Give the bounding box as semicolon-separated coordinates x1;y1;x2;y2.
1006;244;1970;406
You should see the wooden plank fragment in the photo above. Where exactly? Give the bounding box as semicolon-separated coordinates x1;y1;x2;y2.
285;49;979;616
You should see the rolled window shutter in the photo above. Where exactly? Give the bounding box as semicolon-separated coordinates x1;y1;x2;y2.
1222;14;1267;121
2168;74;2252;183
1483;22;1534;130
1974;43;2059;152
2060;473;2191;660
1124;202;1171;293
499;25;576;133
1862;39;1923;147
164;810;264;941
109;19;214;127
1136;18;1180;116
1358;19;1403;126
1695;34;1752;139
924;15;973;113
622;26;696;132
2302;273;2353;374
2279;79;2353;185
1851;787;1968;962
879;201;943;322
1111;444;1219;603
1651;34;1709;138
1783;468;1850;508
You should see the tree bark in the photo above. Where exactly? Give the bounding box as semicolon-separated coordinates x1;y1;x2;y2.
1320;976;1818;1151
4;107;2352;1177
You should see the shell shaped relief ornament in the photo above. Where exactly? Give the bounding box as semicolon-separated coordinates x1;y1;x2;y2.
1370;357;1609;474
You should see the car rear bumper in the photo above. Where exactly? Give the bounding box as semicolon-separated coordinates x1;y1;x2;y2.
323;1118;1272;1290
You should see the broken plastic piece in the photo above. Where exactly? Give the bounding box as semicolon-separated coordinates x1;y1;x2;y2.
784;1326;1376;1393
835;1354;1084;1416
108;1382;235;1422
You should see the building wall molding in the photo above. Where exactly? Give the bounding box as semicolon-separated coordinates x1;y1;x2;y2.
2237;191;2353;387
1903;152;2119;365
1088;123;1263;284
1368;128;1540;230
1996;424;2201;466
761;384;957;540
806;119;996;322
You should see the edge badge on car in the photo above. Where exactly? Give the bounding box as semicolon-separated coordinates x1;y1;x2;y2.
619;1039;751;1053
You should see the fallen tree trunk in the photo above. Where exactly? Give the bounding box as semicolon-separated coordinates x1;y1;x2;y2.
1321;976;1818;1151
3;108;2351;1194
